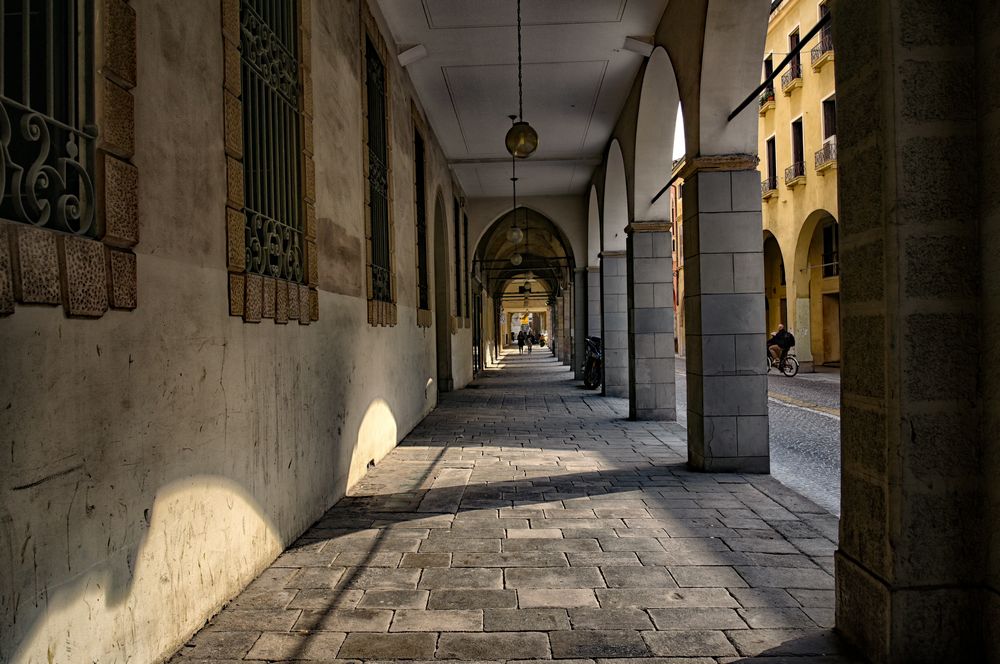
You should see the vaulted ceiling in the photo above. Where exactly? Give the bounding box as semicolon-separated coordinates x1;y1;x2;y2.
377;0;670;198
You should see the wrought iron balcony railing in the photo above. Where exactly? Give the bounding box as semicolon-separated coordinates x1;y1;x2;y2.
815;141;837;170
761;176;778;197
785;161;806;185
781;61;802;91
811;29;834;65
759;88;776;109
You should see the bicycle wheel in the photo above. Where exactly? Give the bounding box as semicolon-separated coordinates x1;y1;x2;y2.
766;355;774;374
781;356;800;377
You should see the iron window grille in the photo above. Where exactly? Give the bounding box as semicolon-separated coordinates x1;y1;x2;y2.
761;176;778;196
365;36;392;303
414;129;429;310
453;197;461;316
240;0;305;283
463;212;469;317
1;0;98;235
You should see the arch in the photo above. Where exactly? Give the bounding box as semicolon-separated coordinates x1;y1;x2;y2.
587;186;600;266
697;0;770;156
763;230;788;333
634;47;680;221
602;140;628;253
432;189;453;392
793;209;838;299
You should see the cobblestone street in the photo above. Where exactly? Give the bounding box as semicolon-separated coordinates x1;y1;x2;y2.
170;350;856;663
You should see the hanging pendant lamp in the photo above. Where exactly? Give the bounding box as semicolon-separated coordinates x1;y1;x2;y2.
505;0;538;158
508;151;524;265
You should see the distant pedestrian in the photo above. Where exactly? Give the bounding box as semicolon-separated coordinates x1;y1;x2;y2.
527;331;534;354
517;329;526;354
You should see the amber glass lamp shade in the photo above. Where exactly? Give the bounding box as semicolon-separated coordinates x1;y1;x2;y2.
510;253;523;266
505;121;538;158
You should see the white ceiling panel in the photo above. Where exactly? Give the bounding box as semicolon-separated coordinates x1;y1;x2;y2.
377;0;669;198
422;0;626;29
443;61;608;157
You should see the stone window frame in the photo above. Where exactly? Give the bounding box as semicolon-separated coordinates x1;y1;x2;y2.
1;0;140;318
361;1;397;327
222;0;318;325
412;105;432;328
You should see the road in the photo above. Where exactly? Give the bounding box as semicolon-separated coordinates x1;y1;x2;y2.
674;359;842;516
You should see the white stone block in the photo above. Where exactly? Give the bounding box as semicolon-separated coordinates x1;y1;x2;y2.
698;253;735;294
696;212;763;255
696;171;733;213
732;252;765;294
700;293;766;335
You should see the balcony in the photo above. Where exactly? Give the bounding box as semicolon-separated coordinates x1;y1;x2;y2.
785;161;806;187
781;61;803;95
811;29;834;70
761;175;778;199
758;88;776;115
815;140;837;174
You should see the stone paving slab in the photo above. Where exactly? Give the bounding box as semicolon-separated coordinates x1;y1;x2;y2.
169;351;860;663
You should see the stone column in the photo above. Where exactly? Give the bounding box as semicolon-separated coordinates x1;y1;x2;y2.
562;285;572;366
574;267;587;379
600;251;628;397
587;266;601;337
626;223;675;420
681;163;768;473
833;1;989;661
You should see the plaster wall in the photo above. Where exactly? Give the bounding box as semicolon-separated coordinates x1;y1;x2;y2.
757;0;839;366
0;1;467;662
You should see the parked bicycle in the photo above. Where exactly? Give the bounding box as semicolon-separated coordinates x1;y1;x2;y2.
583;336;603;389
767;348;800;377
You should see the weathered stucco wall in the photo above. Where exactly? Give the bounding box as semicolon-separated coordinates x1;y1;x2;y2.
0;1;468;662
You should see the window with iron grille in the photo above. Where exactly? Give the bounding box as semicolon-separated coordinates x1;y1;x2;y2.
240;0;304;283
822;221;839;278
463;212;469;317
414;129;429;310
453;197;461;316
1;0;97;235
366;36;391;303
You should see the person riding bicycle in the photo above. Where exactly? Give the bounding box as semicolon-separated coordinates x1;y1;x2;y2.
767;324;795;365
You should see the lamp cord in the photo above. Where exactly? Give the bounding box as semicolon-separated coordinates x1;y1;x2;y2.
517;0;523;120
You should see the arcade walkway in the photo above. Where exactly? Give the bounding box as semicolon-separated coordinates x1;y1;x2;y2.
169;351;856;662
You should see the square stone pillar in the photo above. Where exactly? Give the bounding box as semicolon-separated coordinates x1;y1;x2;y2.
563;285;573;366
626;223;676;420
587;266;601;337
832;2;990;661
574;268;587;379
600;251;628;397
681;165;768;473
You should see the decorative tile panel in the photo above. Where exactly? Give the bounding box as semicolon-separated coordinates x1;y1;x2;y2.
226;208;246;272
307;241;318;286
0;225;13;314
224;92;243;159
305;203;316;240
298;285;310;325
275;280;288;324
229;273;245;317
101;154;140;247
309;288;318;321
60;236;109;317
100;78;135;158
223;40;241;96
226;157;244;209
288;280;300;320
221;0;240;42
103;0;137;88
106;248;137;310
16;227;61;304
262;277;276;318
244;273;262;322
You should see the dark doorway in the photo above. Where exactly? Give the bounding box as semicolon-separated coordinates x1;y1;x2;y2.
434;194;454;393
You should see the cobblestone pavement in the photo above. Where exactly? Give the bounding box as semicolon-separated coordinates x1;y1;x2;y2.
170;350;859;663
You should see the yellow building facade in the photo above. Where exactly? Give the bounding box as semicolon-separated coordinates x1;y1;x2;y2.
758;0;840;368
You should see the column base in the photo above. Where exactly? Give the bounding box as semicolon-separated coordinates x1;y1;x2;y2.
836;551;986;663
630;408;677;421
687;451;769;474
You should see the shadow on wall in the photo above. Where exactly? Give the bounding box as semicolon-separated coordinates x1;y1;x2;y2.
5;398;401;664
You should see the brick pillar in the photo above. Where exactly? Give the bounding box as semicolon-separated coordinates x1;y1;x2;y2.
833;1;989;661
682;164;768;473
600;251;628;397
587;266;601;337
626;223;676;420
574;267;587;379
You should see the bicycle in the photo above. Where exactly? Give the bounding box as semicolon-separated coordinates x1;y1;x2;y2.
766;348;800;377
